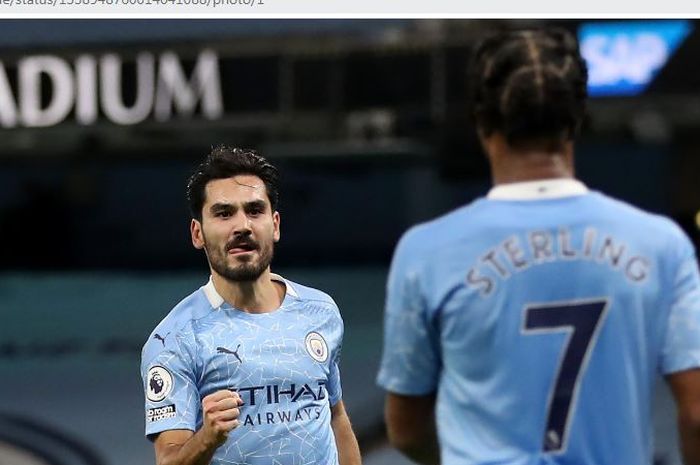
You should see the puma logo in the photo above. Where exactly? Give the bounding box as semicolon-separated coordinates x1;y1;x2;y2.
153;332;170;347
217;344;243;363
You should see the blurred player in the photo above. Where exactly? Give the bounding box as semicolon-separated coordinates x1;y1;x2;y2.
141;146;361;465
377;28;700;465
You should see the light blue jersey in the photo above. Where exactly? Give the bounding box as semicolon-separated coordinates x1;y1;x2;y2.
377;179;700;465
141;274;344;465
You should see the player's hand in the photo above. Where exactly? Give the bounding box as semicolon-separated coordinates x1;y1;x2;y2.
200;390;244;448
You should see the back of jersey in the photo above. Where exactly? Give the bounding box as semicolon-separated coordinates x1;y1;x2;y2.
377;186;700;465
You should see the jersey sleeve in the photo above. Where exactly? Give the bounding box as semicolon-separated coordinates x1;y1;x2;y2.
660;234;700;374
141;331;201;439
376;229;441;395
326;308;344;406
327;345;343;406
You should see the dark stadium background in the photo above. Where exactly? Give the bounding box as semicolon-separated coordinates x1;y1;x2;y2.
0;19;697;465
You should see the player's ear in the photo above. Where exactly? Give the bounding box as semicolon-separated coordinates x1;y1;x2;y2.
272;211;281;243
191;218;205;249
476;126;490;156
477;128;501;164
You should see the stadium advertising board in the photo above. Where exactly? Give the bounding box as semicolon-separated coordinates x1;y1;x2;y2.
0;49;223;128
579;20;693;97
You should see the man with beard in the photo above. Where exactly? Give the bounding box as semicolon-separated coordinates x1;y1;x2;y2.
140;146;361;465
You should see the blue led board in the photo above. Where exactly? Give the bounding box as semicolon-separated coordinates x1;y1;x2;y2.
578;20;693;97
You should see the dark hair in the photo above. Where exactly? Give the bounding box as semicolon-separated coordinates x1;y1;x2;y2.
186;145;280;221
469;27;588;148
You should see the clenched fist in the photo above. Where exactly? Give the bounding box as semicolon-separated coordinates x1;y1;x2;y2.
201;390;244;448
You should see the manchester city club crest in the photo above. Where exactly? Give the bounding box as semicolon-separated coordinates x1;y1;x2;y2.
304;332;328;363
147;366;174;402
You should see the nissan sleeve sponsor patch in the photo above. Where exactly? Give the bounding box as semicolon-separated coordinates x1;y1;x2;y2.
147;404;177;423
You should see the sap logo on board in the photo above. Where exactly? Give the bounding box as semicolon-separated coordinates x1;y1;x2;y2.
579;20;692;97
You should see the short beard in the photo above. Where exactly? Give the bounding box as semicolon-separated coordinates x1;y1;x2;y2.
206;241;274;283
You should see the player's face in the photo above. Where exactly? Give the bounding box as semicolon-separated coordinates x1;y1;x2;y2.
191;175;280;283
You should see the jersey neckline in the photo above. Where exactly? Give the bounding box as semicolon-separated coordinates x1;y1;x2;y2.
487;178;588;201
201;273;299;316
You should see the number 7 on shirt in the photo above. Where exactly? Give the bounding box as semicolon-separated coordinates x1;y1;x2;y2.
522;299;609;453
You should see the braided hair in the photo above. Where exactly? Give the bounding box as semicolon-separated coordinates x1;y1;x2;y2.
469;28;588;149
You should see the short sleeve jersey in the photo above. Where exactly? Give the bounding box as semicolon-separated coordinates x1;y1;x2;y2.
377;179;700;465
141;274;344;465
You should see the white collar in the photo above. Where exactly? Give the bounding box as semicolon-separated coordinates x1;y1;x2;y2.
487;178;588;200
202;273;298;309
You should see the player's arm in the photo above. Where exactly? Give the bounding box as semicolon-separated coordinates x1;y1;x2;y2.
667;369;700;465
153;390;243;465
385;392;439;465
378;229;440;464
662;235;700;465
331;400;362;465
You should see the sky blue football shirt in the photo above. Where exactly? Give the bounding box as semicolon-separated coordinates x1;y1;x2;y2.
377;179;700;465
141;274;344;465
